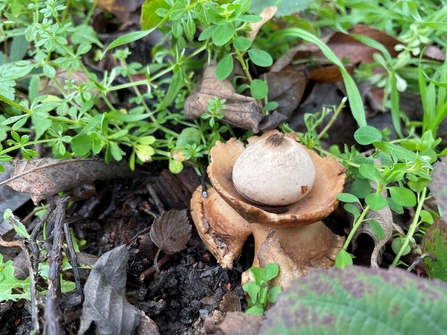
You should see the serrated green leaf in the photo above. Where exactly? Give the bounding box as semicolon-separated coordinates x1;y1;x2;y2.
261;266;447;335
216;54;234;81
422;219;447;282
0;255;31;301
248;49;273;67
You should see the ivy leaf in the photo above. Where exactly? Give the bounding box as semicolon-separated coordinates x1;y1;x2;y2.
261;266;447;335
149;209;191;254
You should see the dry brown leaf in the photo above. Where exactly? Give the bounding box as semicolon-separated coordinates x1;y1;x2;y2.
319;25;400;64
0;158;133;204
219;292;241;313
423;45;446;62
351;205;393;267
184;61;284;133
249;6;277;42
203;312;263;335
256;229;304;289
264;72;306;118
149;209;191;254
270;43;321;73
309;64;355;83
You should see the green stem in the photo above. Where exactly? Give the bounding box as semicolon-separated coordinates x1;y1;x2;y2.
0;138;56;155
391;187;427;266
234;48;253;83
343;205;370;250
317;97;347;140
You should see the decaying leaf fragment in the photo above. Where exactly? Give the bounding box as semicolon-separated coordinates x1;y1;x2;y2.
250;229;303;289
78;245;140;335
150;209;191;254
184;61;285;133
0;158;133;204
429;157;447;215
203;312;263;335
351;205;393;267
264;72;306;118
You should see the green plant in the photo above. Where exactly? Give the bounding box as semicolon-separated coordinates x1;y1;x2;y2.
243;263;282;315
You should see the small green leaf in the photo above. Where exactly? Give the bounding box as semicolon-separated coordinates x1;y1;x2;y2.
268;286;281;303
365;193;388;211
248;49;273;67
392;237;411;256
419;210;434;225
370;219;385;240
264;101;278;112
243;281;261;304
245;305;264;315
212;23;234;46
102;29;155;58
354;126;382;145
216;54;234;81
250;266;264;285
387;197;404;214
388;187;416;207
169;159;183;174
358;164;380;182
343;203;360;220
263;263;279;281
334;249;353;268
72;135;92;156
336;193;360;203
198;25;218;41
234;36;252;51
250;79;268;99
351;178;372;199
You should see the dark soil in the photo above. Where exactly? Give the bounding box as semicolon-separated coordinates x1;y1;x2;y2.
0;168;254;335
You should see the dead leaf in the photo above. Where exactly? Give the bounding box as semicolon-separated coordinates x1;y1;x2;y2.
308;64;355;83
149;209;191;254
255;229;304;289
138;312;160;335
249;6;277;42
429;158;447;215
264;72;306;118
0;158;133;204
318;25;400;64
78;245;140;335
423;45;446;62
219;292;241;313
271;43;320;72
351;205;393;267
184;61;283;133
96;0;141;22
203;312;263;335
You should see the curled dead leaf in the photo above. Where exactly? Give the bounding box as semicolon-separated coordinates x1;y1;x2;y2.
264;72;306;118
149;209;191;254
184;61;284;133
0;158;133;204
249;6;277;42
351;204;393;267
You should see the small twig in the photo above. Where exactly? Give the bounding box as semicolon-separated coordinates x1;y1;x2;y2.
44;196;69;335
145;183;165;214
63;221;83;300
139;253;173;281
407;253;437;273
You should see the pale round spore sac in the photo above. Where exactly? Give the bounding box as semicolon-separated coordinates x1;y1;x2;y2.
232;134;316;206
